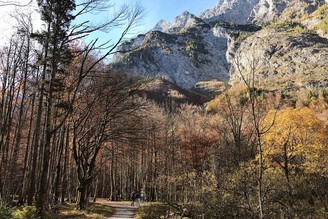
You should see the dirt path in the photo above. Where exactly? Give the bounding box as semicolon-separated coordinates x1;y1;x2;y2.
106;202;137;219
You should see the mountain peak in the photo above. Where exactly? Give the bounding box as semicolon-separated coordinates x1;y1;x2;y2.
152;11;203;33
202;0;327;25
181;11;192;16
112;0;328;89
201;0;260;24
153;20;171;32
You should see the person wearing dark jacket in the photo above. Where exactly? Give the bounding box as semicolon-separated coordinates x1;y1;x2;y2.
135;191;141;207
130;191;136;206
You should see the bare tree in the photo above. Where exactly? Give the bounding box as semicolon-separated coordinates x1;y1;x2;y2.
233;50;279;218
28;0;143;216
0;0;32;7
70;69;143;209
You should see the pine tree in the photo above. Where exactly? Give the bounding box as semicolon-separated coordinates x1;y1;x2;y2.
33;0;75;217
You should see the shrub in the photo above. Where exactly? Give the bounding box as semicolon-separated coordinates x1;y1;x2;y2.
321;89;328;101
292;24;308;33
307;90;319;100
313;5;328;17
317;16;328;33
266;21;310;34
265;21;294;31
236;32;255;43
0;201;13;219
12;206;37;219
135;203;167;219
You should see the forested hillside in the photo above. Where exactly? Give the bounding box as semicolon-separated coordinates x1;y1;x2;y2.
0;0;327;219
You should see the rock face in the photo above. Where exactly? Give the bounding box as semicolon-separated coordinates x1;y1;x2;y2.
201;0;260;24
111;21;231;88
111;0;327;89
230;26;328;92
153;11;204;33
201;0;326;25
250;0;289;24
230;2;328;93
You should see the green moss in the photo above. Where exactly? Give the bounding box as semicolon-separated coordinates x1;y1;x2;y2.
185;41;195;52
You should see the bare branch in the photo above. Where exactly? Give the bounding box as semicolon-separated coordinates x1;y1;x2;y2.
0;0;32;7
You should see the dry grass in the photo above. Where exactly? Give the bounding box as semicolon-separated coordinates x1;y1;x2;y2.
45;201;113;219
194;80;228;94
135;202;167;219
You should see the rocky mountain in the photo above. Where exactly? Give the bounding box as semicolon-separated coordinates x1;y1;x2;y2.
110;0;328;92
111;21;233;88
201;0;326;25
230;25;328;92
229;2;328;94
200;0;260;24
153;11;204;33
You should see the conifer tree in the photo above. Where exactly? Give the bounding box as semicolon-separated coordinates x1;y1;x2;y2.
32;0;76;216
31;0;143;216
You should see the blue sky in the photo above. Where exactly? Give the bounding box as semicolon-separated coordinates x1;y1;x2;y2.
130;0;218;31
78;0;218;55
0;0;218;55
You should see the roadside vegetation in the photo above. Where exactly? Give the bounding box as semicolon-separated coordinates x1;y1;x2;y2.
0;1;327;219
2;202;113;219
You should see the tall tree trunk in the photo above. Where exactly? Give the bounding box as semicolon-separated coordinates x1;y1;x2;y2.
77;181;88;210
27;43;47;206
61;126;69;203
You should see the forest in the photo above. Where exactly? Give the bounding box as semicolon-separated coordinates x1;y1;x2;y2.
0;0;328;219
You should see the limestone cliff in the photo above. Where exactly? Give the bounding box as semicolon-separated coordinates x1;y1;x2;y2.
110;0;327;91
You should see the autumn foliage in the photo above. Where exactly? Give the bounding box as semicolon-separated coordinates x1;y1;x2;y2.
0;3;328;217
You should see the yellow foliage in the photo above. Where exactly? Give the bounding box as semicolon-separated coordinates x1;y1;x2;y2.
262;107;328;175
205;84;248;113
313;4;328;17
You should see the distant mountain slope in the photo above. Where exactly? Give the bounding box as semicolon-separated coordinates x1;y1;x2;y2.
230;3;328;95
111;20;232;89
201;0;326;25
110;0;327;92
200;0;260;24
137;78;211;106
230;24;328;93
153;11;204;33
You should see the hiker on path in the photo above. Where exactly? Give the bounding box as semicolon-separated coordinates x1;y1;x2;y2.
135;191;141;207
130;191;136;206
140;190;144;202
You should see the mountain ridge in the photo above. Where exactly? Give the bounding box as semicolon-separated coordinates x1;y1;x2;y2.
110;0;328;93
